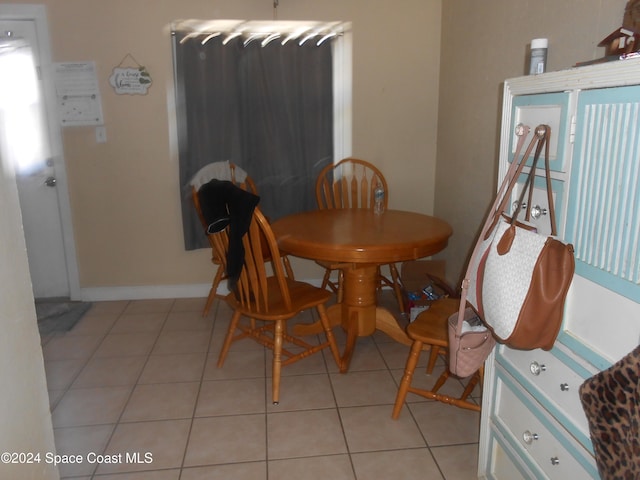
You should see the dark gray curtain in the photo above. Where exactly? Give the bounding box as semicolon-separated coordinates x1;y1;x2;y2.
173;33;334;250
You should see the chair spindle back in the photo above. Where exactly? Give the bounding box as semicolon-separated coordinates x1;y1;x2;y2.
316;158;388;210
210;208;291;314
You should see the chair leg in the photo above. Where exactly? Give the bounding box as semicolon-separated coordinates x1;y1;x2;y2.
421;368;482;412
337;270;344;304
317;304;341;367
376;266;385;293
217;310;242;368
426;345;441;374
392;339;423;419
459;366;484;402
282;255;295;280
271;320;284;405
460;371;481;401
203;264;224;317
321;268;335;292
389;263;406;314
430;369;451;393
321;267;344;302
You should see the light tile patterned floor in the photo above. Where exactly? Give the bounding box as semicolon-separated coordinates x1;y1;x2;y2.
41;292;481;479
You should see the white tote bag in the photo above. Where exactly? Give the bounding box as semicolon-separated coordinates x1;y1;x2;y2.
476;125;575;351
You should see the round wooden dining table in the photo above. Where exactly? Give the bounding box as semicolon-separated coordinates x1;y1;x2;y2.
271;209;453;372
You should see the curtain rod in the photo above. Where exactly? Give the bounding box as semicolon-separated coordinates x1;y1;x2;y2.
171;20;348;47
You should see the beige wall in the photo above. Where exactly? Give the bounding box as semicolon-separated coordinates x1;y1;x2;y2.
3;0;629;293
6;0;441;292
0;140;58;477
436;0;627;285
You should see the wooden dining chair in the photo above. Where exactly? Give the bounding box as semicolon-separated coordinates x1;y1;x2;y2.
190;161;293;317
212;207;342;404
315;157;405;312
392;297;483;418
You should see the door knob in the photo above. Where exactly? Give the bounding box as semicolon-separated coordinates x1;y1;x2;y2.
44;176;57;187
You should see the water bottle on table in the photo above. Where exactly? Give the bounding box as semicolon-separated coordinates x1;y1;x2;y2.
374;184;385;215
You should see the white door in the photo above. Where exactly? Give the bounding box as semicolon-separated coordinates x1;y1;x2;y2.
0;9;78;300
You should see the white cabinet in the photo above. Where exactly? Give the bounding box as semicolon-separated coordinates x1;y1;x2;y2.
479;58;640;479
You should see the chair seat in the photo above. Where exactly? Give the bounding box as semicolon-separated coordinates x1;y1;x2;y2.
226;277;331;320
407;297;460;346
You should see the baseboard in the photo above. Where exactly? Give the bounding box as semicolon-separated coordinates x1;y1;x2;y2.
78;284;213;302
79;278;325;302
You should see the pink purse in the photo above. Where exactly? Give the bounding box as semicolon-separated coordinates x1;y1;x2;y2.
448;306;495;378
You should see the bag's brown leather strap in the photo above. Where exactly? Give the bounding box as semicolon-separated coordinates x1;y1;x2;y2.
484;128;543;240
511;126;546;222
496;126;547;229
511;125;557;236
456;124;532;337
544;127;557;235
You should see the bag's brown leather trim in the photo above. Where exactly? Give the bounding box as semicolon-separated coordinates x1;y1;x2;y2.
500;238;575;350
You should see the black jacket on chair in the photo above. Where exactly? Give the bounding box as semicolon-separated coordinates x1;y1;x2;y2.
197;179;260;290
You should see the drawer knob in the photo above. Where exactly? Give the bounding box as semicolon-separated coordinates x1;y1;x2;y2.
560;383;570;391
512;200;527;212
529;361;546;376
530;204;548;219
551;456;560;466
523;430;539;444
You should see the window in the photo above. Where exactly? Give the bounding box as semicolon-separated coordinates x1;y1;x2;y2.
171;20;351;250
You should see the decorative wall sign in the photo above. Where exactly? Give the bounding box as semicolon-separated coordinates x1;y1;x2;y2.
109;54;152;95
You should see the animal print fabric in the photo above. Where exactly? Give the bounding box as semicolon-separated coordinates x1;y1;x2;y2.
579;345;640;480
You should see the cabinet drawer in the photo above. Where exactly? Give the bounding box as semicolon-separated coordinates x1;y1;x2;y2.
497;345;590;439
508;92;570;173
487;430;532;480
509;176;565;237
493;370;598;479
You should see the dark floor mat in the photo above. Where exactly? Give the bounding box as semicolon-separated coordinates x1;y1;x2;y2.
36;299;92;335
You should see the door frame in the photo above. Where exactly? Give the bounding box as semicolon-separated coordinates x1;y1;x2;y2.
1;4;80;300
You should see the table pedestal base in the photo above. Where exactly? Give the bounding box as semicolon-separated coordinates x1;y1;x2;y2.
293;264;412;372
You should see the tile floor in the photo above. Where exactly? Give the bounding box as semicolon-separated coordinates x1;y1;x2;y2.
41;292;481;479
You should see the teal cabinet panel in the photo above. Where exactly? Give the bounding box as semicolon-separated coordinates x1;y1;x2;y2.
509;92;571;172
565;85;640;303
